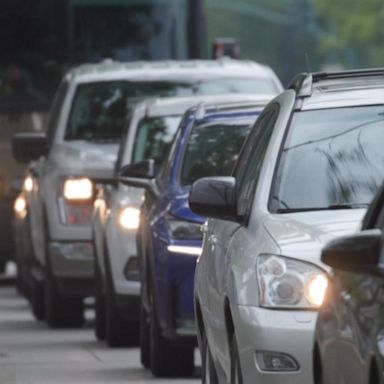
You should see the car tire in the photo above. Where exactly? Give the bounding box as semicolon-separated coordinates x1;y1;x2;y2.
94;259;106;341
30;274;45;321
140;299;150;368
202;331;218;384
230;333;243;384
149;288;194;377
0;260;6;274
105;260;139;347
44;267;84;328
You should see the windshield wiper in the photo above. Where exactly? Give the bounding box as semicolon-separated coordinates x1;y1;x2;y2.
276;203;369;213
327;203;369;210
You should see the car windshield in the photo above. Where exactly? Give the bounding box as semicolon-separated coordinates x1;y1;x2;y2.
180;114;257;185
132;115;182;169
65;79;274;142
271;105;384;212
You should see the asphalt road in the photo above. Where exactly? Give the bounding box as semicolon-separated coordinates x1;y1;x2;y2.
0;265;201;384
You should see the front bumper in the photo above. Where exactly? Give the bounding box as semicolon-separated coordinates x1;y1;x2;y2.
49;241;94;297
233;305;317;384
49;241;94;279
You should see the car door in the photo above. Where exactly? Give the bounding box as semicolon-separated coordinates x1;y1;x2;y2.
336;191;384;384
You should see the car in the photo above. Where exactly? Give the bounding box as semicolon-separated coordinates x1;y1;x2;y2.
314;183;384;384
12;58;282;328
119;98;273;377
189;68;384;384
93;95;262;346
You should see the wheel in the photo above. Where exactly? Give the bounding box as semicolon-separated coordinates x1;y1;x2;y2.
230;333;243;384
0;259;6;274
30;274;45;321
202;332;218;384
94;259;106;341
44;268;84;328
140;299;150;368
149;289;194;377
105;260;139;347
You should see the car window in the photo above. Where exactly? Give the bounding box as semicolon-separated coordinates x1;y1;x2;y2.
235;106;278;219
132;115;182;171
180;115;257;185
271;105;384;212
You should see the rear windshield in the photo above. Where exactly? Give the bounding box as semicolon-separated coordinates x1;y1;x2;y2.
271;106;384;212
132;115;182;169
180;114;259;185
65;79;275;141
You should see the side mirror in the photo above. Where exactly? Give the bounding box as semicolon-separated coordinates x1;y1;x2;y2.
189;176;239;222
118;159;158;196
321;229;382;273
12;133;48;164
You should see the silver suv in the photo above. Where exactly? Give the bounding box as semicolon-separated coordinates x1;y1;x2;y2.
190;69;384;384
12;59;282;328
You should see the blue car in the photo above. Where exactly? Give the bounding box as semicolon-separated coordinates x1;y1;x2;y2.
119;97;270;377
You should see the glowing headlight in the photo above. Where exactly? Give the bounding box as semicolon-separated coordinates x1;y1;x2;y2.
119;207;140;230
63;178;93;201
14;195;27;218
24;176;33;192
257;254;328;309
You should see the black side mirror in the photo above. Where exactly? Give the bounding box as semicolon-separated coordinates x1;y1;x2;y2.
12;133;48;164
189;176;239;222
120;159;156;179
119;159;158;196
321;229;382;273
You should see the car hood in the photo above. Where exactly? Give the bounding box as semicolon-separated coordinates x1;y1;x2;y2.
263;209;366;267
52;141;119;179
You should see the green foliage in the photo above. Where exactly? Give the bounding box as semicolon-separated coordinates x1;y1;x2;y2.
314;0;384;66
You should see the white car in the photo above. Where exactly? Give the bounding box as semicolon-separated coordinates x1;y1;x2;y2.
12;58;282;328
189;69;384;384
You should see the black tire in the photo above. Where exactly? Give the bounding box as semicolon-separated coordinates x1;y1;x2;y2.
202;331;218;384
105;260;139;347
30;274;45;321
94;259;106;341
0;260;6;274
140;300;150;368
44;268;84;328
149;289;194;377
230;333;243;384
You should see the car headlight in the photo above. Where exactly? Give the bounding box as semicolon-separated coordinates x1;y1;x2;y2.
23;176;34;192
165;214;202;240
256;254;328;309
14;194;27;218
119;207;140;230
63;178;94;201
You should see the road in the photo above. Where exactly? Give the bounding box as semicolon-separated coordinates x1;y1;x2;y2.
0;265;201;384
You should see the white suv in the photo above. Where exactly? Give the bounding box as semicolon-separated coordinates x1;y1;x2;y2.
12;59;282;328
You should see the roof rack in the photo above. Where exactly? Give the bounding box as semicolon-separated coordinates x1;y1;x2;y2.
288;68;384;98
312;68;384;82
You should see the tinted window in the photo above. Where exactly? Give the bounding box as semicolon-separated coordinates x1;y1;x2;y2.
180;115;257;185
271;106;384;211
132;115;182;169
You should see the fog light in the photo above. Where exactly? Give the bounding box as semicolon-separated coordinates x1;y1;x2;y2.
255;351;299;372
24;176;33;192
124;256;140;281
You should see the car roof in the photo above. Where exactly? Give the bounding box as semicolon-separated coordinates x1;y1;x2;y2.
289;69;384;110
137;94;274;118
64;58;281;84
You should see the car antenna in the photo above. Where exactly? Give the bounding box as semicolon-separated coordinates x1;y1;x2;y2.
305;52;312;74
